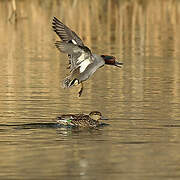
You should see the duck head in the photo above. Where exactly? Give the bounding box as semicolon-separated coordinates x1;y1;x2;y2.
101;55;123;68
89;111;108;121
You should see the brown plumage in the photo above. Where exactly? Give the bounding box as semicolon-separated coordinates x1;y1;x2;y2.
56;111;107;128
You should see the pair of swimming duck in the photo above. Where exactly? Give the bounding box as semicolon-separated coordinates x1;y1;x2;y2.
52;17;123;128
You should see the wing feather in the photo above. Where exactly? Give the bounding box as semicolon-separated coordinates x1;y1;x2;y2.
55;41;93;70
55;41;82;55
52;17;84;46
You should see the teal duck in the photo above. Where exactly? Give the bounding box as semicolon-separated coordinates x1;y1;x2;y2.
52;17;123;96
56;111;108;128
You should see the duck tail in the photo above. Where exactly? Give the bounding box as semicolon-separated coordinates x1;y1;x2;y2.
57;119;72;126
62;77;71;88
62;77;78;88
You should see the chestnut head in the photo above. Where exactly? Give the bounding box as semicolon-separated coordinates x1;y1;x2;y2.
101;55;123;68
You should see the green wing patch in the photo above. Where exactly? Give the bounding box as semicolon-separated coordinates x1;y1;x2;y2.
67;119;72;123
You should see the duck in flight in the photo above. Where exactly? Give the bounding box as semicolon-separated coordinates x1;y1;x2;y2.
52;17;123;97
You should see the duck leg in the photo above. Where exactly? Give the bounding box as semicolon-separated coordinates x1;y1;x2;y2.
78;83;83;97
8;0;17;23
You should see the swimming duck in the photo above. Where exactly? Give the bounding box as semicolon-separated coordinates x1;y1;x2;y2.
52;17;123;96
56;111;108;128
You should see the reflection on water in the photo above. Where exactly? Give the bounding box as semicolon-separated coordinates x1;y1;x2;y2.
0;0;180;179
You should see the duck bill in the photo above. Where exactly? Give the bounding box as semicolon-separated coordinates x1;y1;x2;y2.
101;55;123;68
100;116;108;120
114;61;123;68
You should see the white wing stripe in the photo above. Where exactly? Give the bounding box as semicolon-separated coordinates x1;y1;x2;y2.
72;39;77;44
77;53;86;63
80;60;91;73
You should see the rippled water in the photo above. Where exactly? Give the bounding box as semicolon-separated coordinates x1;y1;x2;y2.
0;0;180;179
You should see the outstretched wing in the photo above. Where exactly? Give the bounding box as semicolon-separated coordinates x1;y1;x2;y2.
55;41;93;72
52;17;84;46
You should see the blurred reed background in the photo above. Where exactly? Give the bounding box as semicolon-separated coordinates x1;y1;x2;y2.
2;0;179;54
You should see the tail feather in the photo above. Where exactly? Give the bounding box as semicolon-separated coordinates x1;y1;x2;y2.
62;77;78;88
62;77;71;88
57;119;72;126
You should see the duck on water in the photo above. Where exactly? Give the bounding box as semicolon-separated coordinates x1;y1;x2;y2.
56;111;108;128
